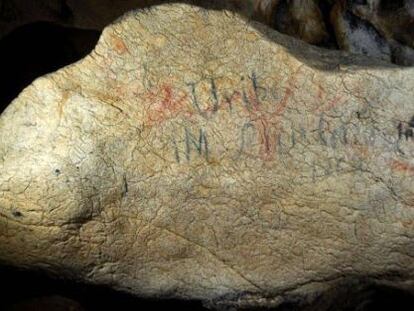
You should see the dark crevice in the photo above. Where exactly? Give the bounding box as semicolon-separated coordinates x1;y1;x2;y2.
11;210;22;217
58;0;74;22
0;265;413;311
0;265;208;311
379;0;406;13
318;0;339;49
0;21;100;113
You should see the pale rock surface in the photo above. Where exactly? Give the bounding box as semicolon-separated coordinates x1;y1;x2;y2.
0;3;414;309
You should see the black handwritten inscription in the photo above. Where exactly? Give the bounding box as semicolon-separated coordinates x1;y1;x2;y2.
248;71;265;106
398;116;414;141
0;0;18;22
173;127;209;163
188;72;263;119
236;112;383;158
188;79;220;119
170;113;403;165
317;114;351;148
168;71;409;165
210;79;219;113
185;128;209;161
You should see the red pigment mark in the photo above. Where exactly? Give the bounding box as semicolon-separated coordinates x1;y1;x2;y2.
223;90;242;110
390;160;414;175
139;70;299;161
145;84;190;126
246;89;275;160
111;34;129;55
276;86;293;116
240;70;299;161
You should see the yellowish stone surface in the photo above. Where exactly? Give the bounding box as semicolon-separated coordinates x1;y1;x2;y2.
0;3;413;309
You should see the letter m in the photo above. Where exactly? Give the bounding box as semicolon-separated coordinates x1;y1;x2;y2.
185;128;209;161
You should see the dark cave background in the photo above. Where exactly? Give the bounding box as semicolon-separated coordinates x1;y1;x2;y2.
1;264;414;311
0;5;413;311
0;21;100;113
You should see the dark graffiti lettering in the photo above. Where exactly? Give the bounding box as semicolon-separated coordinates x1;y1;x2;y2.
188;82;208;119
187;79;222;118
172;138;181;163
397;117;414;142
242;90;252;111
169;71;413;165
291;128;296;148
185;127;209;161
210;78;219;113
249;72;260;104
250;71;269;103
318;114;328;146
398;122;404;140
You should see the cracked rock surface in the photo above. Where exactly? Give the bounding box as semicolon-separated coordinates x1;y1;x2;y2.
0;3;413;310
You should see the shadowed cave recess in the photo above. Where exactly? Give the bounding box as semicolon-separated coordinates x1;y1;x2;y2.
0;265;413;311
0;0;414;310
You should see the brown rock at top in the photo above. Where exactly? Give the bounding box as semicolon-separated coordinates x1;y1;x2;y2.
330;0;393;63
352;0;414;49
255;0;329;45
0;3;413;309
331;0;414;66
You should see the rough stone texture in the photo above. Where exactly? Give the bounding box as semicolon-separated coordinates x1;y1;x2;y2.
0;3;413;310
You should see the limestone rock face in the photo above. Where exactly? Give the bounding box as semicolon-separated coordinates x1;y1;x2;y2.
0;3;413;309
